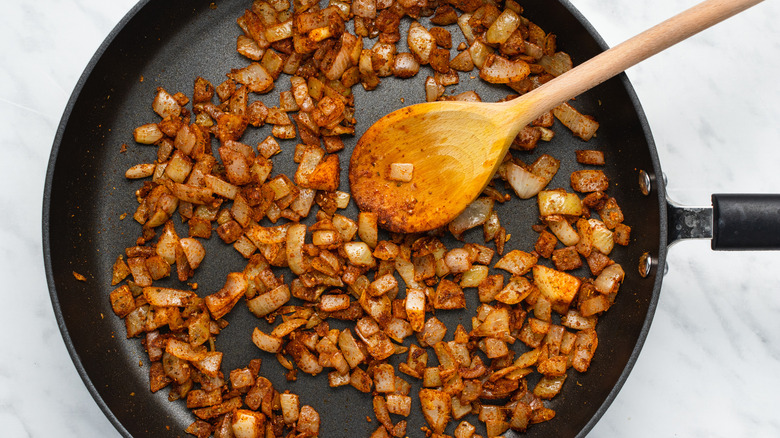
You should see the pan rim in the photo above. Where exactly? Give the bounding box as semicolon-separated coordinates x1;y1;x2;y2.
43;0;152;436
41;0;668;437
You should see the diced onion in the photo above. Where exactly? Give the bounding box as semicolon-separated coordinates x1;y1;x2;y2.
448;197;494;236
505;162;546;199
485;9;520;45
479;54;529;83
553;102;600;141
594;263;624;294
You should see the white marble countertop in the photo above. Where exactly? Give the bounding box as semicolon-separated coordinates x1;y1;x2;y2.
2;0;779;436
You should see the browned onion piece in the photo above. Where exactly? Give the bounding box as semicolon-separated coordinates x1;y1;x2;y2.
227;62;274;93
553;102;600;141
479;54;530;83
448;197;494;236
505;162;546;199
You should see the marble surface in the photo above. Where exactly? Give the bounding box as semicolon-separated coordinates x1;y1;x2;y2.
2;0;779;436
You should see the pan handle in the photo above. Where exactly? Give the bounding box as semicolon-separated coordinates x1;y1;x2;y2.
667;194;780;250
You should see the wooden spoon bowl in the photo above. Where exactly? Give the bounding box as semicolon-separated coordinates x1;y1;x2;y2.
349;100;518;233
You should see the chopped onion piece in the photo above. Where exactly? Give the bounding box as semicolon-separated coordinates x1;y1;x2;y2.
468;40;492;69
545;215;580;247
444;248;472;274
494;250;537;276
389;162;414;182
126;163;155;179
553;102;599;141
408;21;436;65
227;63;274;94
252;328;283;353
485;9;520;45
505;162;546;199
537;189;584;217
286;223;307;275
588;219;615;255
538;52;573;77
419;389;451;434
448;197;494;236
533;265;581;308
343;242;376;267
449;49;474;72
152;88;182;119
479;54;529;83
133;123;164;144
594;263;624;294
393;52;420;78
457;13;476;44
352;0;377;19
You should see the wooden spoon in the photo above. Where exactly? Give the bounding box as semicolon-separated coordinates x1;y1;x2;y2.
349;0;763;233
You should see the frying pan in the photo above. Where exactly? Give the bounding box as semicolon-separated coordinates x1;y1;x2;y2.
41;0;779;436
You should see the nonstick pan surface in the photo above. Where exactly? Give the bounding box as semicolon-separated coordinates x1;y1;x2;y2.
43;0;666;436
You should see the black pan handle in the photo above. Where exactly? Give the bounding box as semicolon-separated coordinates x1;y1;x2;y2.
667;194;780;250
712;194;780;250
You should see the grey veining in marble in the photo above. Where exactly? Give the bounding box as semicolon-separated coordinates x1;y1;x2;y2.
1;0;779;437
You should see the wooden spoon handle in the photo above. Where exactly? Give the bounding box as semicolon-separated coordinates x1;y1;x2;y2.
504;0;764;127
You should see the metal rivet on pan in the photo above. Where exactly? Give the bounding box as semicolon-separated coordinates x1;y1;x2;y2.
638;170;651;196
638;252;653;278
